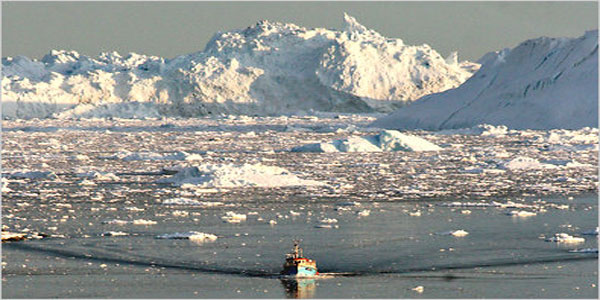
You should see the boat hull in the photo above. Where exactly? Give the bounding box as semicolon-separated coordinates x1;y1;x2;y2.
281;265;318;277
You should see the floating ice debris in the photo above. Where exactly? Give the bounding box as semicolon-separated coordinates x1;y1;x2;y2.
1;231;27;242
222;211;247;223
320;218;338;224
102;219;157;225
156;231;218;243
100;231;129;237
291;130;442;152
76;171;119;181
124;206;144;212
101;219;129;225
502;156;557;170
78;179;97;186
437;230;469;237
581;227;599;236
357;209;370;217
315;224;338;229
9;171;58;180
172;210;189;217
104;151;201;161
1;178;12;193
409;211;422;217
132;219;157;225
157;163;326;188
506;210;537;217
545;233;585;243
569;248;598;253
162;198;223;207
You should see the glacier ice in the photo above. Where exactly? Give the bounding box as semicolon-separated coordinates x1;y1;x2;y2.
372;30;598;130
1;14;476;119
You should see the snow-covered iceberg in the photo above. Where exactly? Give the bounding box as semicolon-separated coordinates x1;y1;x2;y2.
2;14;477;119
156;163;325;188
291;130;442;152
372;30;598;130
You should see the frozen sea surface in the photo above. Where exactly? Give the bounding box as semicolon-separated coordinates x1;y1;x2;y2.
2;115;598;298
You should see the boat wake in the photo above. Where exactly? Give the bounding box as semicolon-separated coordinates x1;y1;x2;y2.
5;241;596;279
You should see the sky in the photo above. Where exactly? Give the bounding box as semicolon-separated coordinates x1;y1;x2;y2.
2;1;598;62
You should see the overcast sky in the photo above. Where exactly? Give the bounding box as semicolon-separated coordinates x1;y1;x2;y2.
2;1;598;61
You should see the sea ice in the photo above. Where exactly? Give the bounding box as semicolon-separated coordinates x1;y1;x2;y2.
437;230;469;237
157;163;325;188
155;231;218;242
291;130;441;152
545;233;585;243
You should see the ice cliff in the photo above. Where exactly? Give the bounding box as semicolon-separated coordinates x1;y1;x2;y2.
372;30;598;130
1;14;477;119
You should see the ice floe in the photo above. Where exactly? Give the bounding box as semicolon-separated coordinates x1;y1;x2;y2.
568;248;598;253
222;211;247;223
100;231;129;237
8;171;58;180
506;210;537;217
291;130;442;152
162;198;223;207
545;233;585;243
157;163;325;188
104;151;202;161
437;230;469;237
155;231;218;242
101;219;157;225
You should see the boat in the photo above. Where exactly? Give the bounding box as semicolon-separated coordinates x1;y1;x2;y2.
280;241;318;277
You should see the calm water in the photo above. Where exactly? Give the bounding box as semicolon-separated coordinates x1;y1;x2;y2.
2;192;597;298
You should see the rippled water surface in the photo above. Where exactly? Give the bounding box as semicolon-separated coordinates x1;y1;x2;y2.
3;193;597;298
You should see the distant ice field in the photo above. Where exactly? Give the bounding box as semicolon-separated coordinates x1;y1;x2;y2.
1;114;598;298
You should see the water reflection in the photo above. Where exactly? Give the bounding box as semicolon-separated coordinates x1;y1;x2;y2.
280;278;316;298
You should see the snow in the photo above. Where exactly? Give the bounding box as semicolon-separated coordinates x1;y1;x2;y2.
545;233;585;243
2;14;476;119
155;231;217;242
372;30;598;130
291;130;441;152
157;163;325;188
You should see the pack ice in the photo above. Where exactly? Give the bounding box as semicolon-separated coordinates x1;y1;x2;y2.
2;14;477;119
372;30;598;130
291;130;442;152
156;163;326;188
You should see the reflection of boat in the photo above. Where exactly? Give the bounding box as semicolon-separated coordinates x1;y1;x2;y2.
281;241;318;277
280;278;316;299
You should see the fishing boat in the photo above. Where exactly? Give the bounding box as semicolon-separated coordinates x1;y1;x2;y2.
281;241;318;277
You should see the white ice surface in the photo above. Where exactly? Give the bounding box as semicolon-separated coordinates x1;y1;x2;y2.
2;14;476;119
157;163;325;188
291;130;441;152
372;30;598;130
